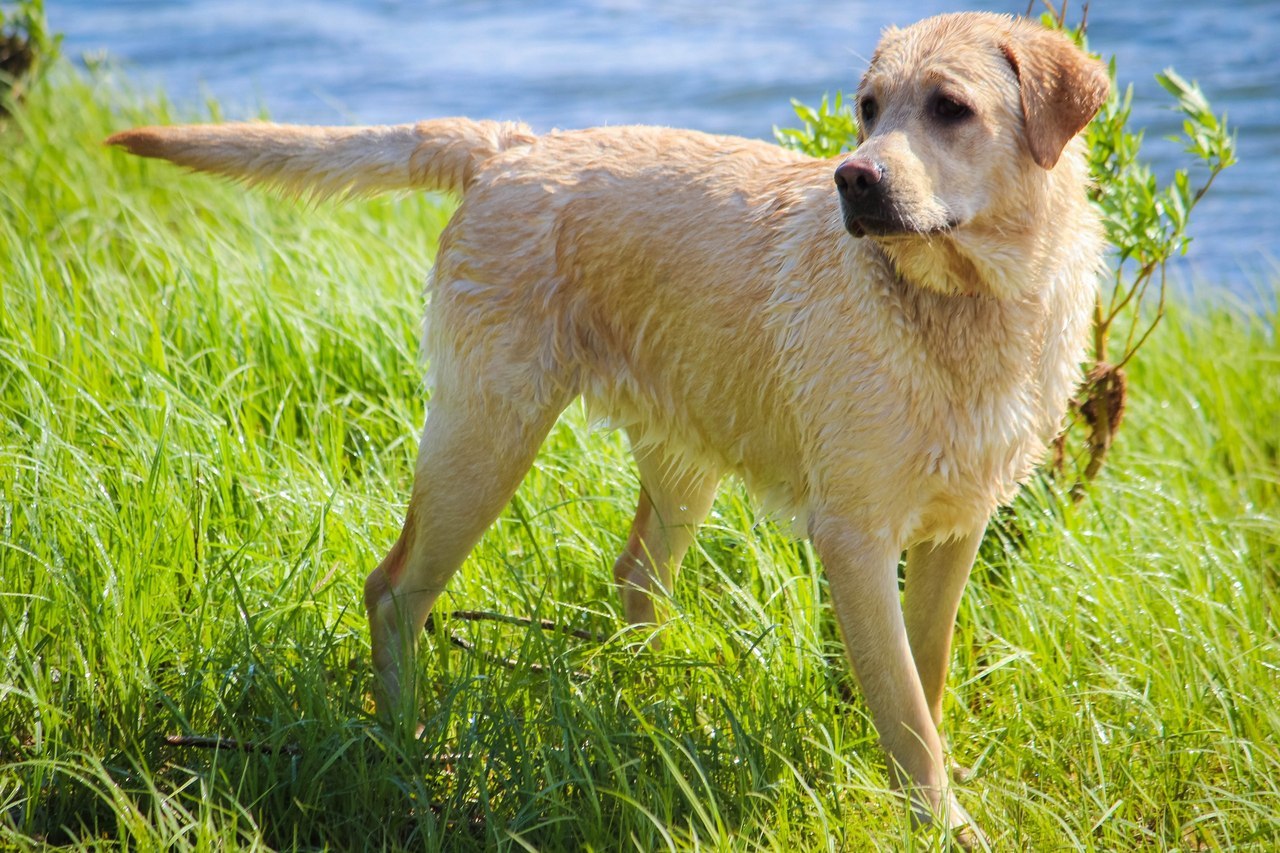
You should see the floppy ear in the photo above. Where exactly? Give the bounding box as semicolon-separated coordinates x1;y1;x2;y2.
1001;22;1110;169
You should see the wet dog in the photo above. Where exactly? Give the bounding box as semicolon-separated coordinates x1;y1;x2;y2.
108;12;1108;844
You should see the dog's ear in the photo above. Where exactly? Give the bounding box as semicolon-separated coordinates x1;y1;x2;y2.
1001;22;1109;169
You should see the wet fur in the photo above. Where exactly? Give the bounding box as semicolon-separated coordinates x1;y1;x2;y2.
107;12;1108;844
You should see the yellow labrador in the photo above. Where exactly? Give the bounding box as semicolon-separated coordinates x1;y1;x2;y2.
108;12;1108;844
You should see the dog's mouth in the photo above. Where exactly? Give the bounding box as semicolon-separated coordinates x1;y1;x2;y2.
840;198;961;239
843;211;961;239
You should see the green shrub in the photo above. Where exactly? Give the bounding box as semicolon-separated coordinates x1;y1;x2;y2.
0;0;55;105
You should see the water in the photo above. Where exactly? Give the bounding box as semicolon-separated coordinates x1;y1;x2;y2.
52;0;1280;296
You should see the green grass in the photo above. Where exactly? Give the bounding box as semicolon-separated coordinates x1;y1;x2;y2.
2;64;1278;851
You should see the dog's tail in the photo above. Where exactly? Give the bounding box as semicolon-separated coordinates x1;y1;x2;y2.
105;118;537;200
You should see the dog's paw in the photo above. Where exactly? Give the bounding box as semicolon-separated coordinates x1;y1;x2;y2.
945;794;988;851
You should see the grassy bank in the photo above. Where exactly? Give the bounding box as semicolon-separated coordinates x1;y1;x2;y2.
2;65;1278;851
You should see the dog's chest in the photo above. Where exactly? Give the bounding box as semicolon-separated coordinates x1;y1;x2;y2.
901;321;1058;535
914;383;1042;525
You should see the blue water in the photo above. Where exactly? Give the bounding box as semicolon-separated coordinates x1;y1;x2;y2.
53;0;1280;296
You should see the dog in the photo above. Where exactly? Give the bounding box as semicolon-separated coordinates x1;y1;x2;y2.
107;12;1108;844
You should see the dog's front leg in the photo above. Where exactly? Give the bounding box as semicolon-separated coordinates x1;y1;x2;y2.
903;528;984;733
810;515;981;845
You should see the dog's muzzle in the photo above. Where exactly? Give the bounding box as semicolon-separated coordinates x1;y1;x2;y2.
834;156;892;237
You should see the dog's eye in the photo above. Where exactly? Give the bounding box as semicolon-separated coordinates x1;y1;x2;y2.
931;95;972;122
859;97;879;127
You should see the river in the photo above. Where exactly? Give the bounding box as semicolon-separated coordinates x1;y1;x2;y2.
51;0;1280;298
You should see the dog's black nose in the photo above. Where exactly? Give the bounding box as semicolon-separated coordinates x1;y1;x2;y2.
834;157;884;201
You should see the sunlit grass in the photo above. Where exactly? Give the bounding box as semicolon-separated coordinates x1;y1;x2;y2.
2;64;1277;850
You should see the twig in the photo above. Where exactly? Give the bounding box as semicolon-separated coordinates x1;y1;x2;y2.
442;609;610;644
162;733;474;767
162;733;302;756
424;608;610;681
1116;265;1168;370
1104;259;1160;328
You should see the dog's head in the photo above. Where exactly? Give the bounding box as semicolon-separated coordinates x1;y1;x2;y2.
836;13;1108;291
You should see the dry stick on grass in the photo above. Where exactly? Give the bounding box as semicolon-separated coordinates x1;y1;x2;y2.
427;609;603;681
443;609;611;643
162;734;303;756
162;733;471;767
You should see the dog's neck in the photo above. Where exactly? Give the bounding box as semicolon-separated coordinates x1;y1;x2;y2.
876;237;994;299
857;154;1102;452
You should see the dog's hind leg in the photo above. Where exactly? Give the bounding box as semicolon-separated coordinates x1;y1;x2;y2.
363;389;564;724
612;441;720;625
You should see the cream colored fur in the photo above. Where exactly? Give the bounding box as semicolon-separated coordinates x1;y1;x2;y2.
107;12;1109;845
